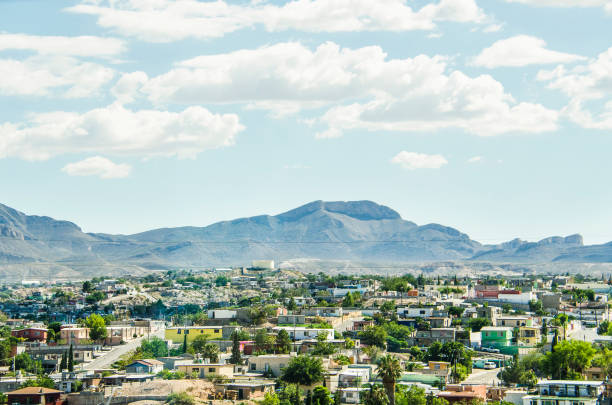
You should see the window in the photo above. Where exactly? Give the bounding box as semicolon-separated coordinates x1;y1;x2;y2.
251;363;256;371
209;368;215;373
177;329;181;334
214;329;220;333
200;330;203;333
185;330;189;334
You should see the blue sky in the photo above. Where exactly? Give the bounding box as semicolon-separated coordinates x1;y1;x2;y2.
1;0;612;245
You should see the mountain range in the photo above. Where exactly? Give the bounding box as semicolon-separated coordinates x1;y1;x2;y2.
1;200;612;280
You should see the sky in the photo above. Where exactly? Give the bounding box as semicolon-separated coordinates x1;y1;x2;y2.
1;0;612;245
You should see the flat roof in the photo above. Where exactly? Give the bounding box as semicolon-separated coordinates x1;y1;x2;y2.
537;380;604;385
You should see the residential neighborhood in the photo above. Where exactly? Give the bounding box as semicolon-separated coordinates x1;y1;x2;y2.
1;264;612;405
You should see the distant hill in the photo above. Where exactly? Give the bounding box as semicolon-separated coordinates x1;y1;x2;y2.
0;200;610;279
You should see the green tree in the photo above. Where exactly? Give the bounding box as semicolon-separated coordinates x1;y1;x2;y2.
448;306;465;318
312;386;332;405
230;330;242;364
19;375;55;389
396;385;426;405
182;334;188;354
190;334;209;354
276;329;292;354
359;326;387;349
85;314;108;343
281;355;324;386
287;298;297;311
82;280;94;293
377;354;402;405
467;318;490;332
59;351;67;371
362;384;389;405
68;344;74;372
544;340;596;379
200;343;219;363
140;337;169;358
255;329;272;353
260;392;281;405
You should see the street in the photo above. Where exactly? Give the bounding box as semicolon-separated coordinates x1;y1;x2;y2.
81;330;164;370
464;367;501;385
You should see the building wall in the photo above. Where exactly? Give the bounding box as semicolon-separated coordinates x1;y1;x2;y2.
165;327;223;344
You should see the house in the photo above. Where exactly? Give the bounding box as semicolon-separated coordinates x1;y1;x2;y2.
125;359;164;374
517;326;541;346
522;380;604;405
59;328;90;345
247;354;294;377
429;317;452;328
207;310;237;320
495;316;532;328
176;362;234;379
438;385;488;404
6;387;63;405
409;328;456;347
339;388;368;404
338;368;370;388
303;307;343;317
272;327;334;341
165;326;223;344
398;307;435;319
481;327;514;349
217;381;275;401
11;328;48;342
278;315;306;325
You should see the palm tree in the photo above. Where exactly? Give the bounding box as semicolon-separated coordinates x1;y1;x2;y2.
377;355;402;405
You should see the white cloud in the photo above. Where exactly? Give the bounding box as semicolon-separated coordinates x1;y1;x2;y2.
504;0;612;13
391;151;448;170
111;71;149;103
0;103;244;161
482;23;504;33
538;47;612;129
0;56;115;97
0;33;126;58
473;36;586;68
66;0;487;42
467;156;482;163
0;33;124;98
62;156;131;179
128;41;558;137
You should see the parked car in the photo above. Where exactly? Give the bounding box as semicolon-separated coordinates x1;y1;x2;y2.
484;362;496;369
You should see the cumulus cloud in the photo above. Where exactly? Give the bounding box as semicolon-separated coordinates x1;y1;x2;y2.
0;33;125;98
467;156;483;163
0;56;115;97
66;0;487;42
505;0;612;13
391;151;448;170
0;33;126;58
473;36;586;68
538;47;612;129
62;156;131;179
0;103;244;161
123;41;558;137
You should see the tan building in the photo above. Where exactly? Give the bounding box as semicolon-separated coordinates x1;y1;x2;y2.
247;354;295;378
177;363;234;379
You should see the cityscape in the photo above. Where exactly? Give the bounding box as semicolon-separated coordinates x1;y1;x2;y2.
2;0;612;405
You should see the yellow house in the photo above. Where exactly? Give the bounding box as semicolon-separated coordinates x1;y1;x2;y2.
428;361;450;371
177;363;234;379
165;326;223;344
517;326;540;346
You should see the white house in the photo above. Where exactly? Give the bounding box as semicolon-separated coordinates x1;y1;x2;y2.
272;327;334;341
